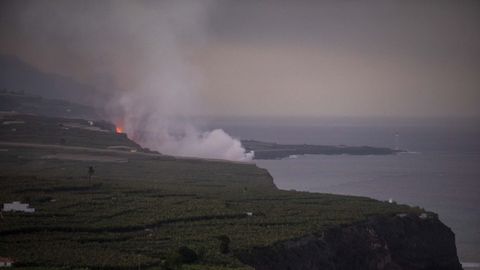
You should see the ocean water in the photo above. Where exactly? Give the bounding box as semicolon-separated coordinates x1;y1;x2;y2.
213;118;480;265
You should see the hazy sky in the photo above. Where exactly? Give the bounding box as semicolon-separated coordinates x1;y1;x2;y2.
1;0;479;118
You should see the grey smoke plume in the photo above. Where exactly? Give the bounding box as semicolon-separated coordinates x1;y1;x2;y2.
3;0;254;161
108;1;254;161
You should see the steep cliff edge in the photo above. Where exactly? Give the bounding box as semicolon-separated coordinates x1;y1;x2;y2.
238;214;462;270
0;113;462;269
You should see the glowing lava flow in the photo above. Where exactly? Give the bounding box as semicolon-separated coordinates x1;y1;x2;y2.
115;125;124;133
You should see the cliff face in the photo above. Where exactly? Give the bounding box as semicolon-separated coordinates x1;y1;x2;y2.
238;214;462;270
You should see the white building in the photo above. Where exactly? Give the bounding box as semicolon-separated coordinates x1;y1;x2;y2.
2;201;35;213
0;257;14;267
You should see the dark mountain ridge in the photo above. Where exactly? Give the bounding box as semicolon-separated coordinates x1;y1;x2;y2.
0;54;109;106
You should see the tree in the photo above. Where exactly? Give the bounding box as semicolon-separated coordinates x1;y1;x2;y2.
217;235;231;254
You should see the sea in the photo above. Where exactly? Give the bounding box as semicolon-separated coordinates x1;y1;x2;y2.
211;117;480;268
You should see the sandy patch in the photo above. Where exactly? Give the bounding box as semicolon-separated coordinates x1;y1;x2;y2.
42;153;128;163
2;120;25;125
107;145;138;152
63;123;110;133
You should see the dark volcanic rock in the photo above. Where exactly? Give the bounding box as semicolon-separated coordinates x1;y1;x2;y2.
241;140;400;160
237;214;462;270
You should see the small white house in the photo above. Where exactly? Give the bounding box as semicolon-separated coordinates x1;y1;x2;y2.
2;201;35;213
0;257;14;267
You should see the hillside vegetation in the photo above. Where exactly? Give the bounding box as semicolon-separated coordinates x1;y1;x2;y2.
0;114;423;269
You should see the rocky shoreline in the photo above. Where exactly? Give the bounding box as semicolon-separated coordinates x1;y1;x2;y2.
238;213;462;270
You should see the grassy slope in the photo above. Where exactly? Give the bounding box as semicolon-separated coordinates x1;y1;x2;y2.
0;114;423;269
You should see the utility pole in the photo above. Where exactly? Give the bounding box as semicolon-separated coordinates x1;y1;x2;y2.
88;166;95;183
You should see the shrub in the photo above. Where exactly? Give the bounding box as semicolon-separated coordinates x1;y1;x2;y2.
162;247;199;270
177;246;198;263
217;235;231;254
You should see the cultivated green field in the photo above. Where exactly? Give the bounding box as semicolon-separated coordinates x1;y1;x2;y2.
0;114;424;269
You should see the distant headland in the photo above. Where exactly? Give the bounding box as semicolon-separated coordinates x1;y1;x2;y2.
242;139;401;160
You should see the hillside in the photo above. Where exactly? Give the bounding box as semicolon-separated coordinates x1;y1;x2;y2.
0;114;461;269
0;113;137;150
0;91;102;120
0;54;108;106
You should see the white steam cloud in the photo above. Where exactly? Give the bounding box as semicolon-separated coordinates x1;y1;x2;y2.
7;0;254;161
111;1;254;161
